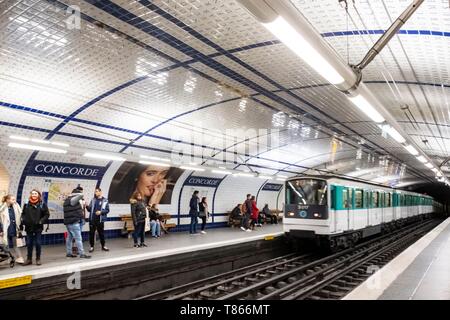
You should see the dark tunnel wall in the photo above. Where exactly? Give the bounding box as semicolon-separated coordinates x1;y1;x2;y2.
404;183;450;214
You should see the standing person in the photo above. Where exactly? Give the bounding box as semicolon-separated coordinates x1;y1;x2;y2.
86;188;110;253
21;189;50;265
198;197;209;234
250;196;259;230
63;187;91;259
0;195;25;264
130;191;147;247
149;203;161;238
189;191;200;235
240;194;252;232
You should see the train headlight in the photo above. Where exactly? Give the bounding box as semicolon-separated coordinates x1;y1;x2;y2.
313;213;321;218
288;212;295;217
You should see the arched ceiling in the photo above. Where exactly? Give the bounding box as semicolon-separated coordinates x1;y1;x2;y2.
0;0;449;186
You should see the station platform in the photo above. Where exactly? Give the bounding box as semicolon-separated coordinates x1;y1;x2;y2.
0;224;283;299
344;217;450;300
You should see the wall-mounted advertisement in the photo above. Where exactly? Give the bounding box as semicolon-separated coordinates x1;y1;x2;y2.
109;162;184;205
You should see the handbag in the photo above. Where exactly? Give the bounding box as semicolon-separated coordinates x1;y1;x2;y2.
16;237;26;248
198;210;206;218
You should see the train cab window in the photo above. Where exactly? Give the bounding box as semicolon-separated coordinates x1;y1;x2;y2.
286;179;328;206
355;190;363;208
372;192;379;208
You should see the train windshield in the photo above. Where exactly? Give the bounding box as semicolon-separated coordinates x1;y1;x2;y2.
286;179;327;206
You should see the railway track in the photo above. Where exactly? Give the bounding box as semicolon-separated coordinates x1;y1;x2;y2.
135;252;318;300
136;218;440;300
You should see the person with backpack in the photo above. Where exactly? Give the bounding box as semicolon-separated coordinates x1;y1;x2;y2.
21;189;50;265
63;186;91;259
189;190;200;235
240;194;252;232
86;188;110;253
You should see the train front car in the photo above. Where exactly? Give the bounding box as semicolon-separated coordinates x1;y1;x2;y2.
284;177;330;247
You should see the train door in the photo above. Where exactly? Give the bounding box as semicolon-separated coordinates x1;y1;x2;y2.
342;187;351;231
364;191;370;227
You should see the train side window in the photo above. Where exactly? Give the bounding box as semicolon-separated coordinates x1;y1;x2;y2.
355;190;363;209
385;193;391;207
364;191;369;209
330;187;335;209
349;188;353;208
372;192;379;208
343;189;349;208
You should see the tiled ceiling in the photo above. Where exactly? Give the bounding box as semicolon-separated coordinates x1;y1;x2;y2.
0;0;449;186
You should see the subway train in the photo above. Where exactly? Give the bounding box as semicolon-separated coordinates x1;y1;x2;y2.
283;176;438;251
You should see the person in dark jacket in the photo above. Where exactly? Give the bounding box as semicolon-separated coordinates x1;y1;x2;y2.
63;187;91;259
86;188;110;252
189;191;200;235
149;203;161;238
240;194;252;232
198;197;209;234
20;189;49;265
130;191;147;247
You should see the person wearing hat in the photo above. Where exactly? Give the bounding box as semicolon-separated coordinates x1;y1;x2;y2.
63;185;91;259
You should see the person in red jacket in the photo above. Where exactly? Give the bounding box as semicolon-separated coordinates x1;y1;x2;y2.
250;196;259;230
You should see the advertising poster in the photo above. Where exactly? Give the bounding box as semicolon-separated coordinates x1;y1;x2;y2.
109;162;184;205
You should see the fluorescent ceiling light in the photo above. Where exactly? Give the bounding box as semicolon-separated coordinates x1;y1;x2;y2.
9;135;30;141
211;169;232;175
140;155;170;162
384;126;406;143
51;141;69;147
425;163;433;169
416;156;427;163
348;95;385;123
262;16;344;85
431;168;438;173
8;142;67;154
31;138;50;144
139;160;170;167
276;175;288;179
84;153;125;161
258;175;273;180
404;145;419;156
436;172;442;177
218;166;227;170
233;172;256;178
180;166;205;172
276;178;286;182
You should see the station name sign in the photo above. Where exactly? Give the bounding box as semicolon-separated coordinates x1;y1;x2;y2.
185;176;222;187
262;183;283;191
29;160;105;180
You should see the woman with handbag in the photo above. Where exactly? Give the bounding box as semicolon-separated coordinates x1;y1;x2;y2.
0;194;25;264
198;197;209;234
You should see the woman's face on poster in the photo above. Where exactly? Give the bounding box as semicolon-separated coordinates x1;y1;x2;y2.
137;165;169;198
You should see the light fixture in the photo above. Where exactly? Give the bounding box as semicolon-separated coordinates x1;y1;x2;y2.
348;95;385;123
425;163;433;169
431;168;438;173
276;175;288;179
139;160;170;167
211;169;232;175
51;141;70;147
436;172;442;177
180;166;205;172
416;156;427;163
233;172;256;178
140;155;170;162
258;175;273;180
9;135;30;141
84;153;126;161
31;138;50;144
404;145;419;156
276;178;287;182
262;16;344;85
383;125;406;143
8;142;67;154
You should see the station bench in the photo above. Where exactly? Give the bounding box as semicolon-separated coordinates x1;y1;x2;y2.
120;213;177;235
226;209;283;227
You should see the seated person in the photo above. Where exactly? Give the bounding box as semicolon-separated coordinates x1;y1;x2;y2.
149;204;162;238
230;204;242;221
